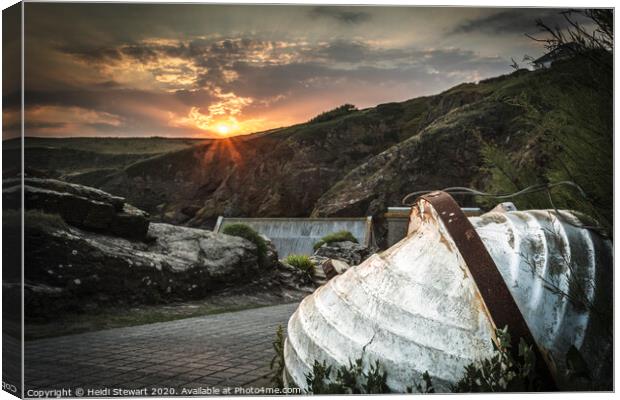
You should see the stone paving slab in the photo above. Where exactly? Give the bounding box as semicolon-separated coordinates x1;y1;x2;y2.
24;303;299;396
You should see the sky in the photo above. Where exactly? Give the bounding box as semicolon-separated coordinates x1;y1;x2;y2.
5;4;587;138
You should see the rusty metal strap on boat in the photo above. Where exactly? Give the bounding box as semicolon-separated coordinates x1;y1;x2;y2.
419;191;557;390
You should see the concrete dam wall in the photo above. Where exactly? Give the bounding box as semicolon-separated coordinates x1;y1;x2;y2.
214;217;373;258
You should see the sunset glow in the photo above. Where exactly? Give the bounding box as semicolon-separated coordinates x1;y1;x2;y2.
216;124;231;136
10;3;566;139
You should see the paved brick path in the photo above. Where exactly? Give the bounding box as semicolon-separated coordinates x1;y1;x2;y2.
24;303;298;395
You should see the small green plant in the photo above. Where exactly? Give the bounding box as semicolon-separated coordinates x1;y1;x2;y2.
415;371;435;393
306;360;338;394
451;326;538;392
222;223;268;267
363;360;390;393
298;327;542;393
305;358;388;394
313;230;358;251
284;254;314;278
270;325;286;389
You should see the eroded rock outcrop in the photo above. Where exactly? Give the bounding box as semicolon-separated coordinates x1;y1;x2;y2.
313;240;371;266
3;178;149;240
21;212;260;318
261;234;280;270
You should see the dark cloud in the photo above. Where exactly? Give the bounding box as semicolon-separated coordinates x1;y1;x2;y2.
417;48;506;71
41;35;514;126
226;62;333;99
224;45;509;101
121;44;160;63
60;42;179;65
58;35;509;92
25;121;67;129
25;4;565;137
310;6;371;24
451;9;589;35
25;88;192;122
317;40;370;63
59;45;123;63
173;89;217;107
93;80;123;88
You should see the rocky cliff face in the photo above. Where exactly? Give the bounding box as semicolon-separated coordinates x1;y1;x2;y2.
310;99;526;218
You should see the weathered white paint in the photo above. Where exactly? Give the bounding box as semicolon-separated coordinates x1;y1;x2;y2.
284;204;612;392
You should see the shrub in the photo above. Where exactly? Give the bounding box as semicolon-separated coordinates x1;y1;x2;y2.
222;223;268;267
376;102;404;118
284;254;314;278
413;371;435;393
295;327;542;393
451;326;539;392
313;230;358;251
309;104;357;124
270;325;286;389
480;20;612;236
479;78;612;236
306;358;388;394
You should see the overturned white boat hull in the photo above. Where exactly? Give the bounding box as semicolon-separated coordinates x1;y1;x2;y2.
283;194;612;392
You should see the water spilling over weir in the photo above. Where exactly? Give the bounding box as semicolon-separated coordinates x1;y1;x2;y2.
214;217;373;258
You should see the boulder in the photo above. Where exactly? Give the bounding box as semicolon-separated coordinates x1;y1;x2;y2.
276;262;316;291
110;203;150;239
6;177;126;210
313;240;371;266
21;214;260;319
308;255;329;286
260;234;280;269
321;259;350;280
3;178;149;240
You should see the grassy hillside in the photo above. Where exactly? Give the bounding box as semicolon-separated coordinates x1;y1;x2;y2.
3;137;211;180
4;136;210;154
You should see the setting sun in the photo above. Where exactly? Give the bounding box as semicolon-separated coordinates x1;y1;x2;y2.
216;124;230;136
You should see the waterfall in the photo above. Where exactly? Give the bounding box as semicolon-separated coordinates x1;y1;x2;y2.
214;217;373;258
